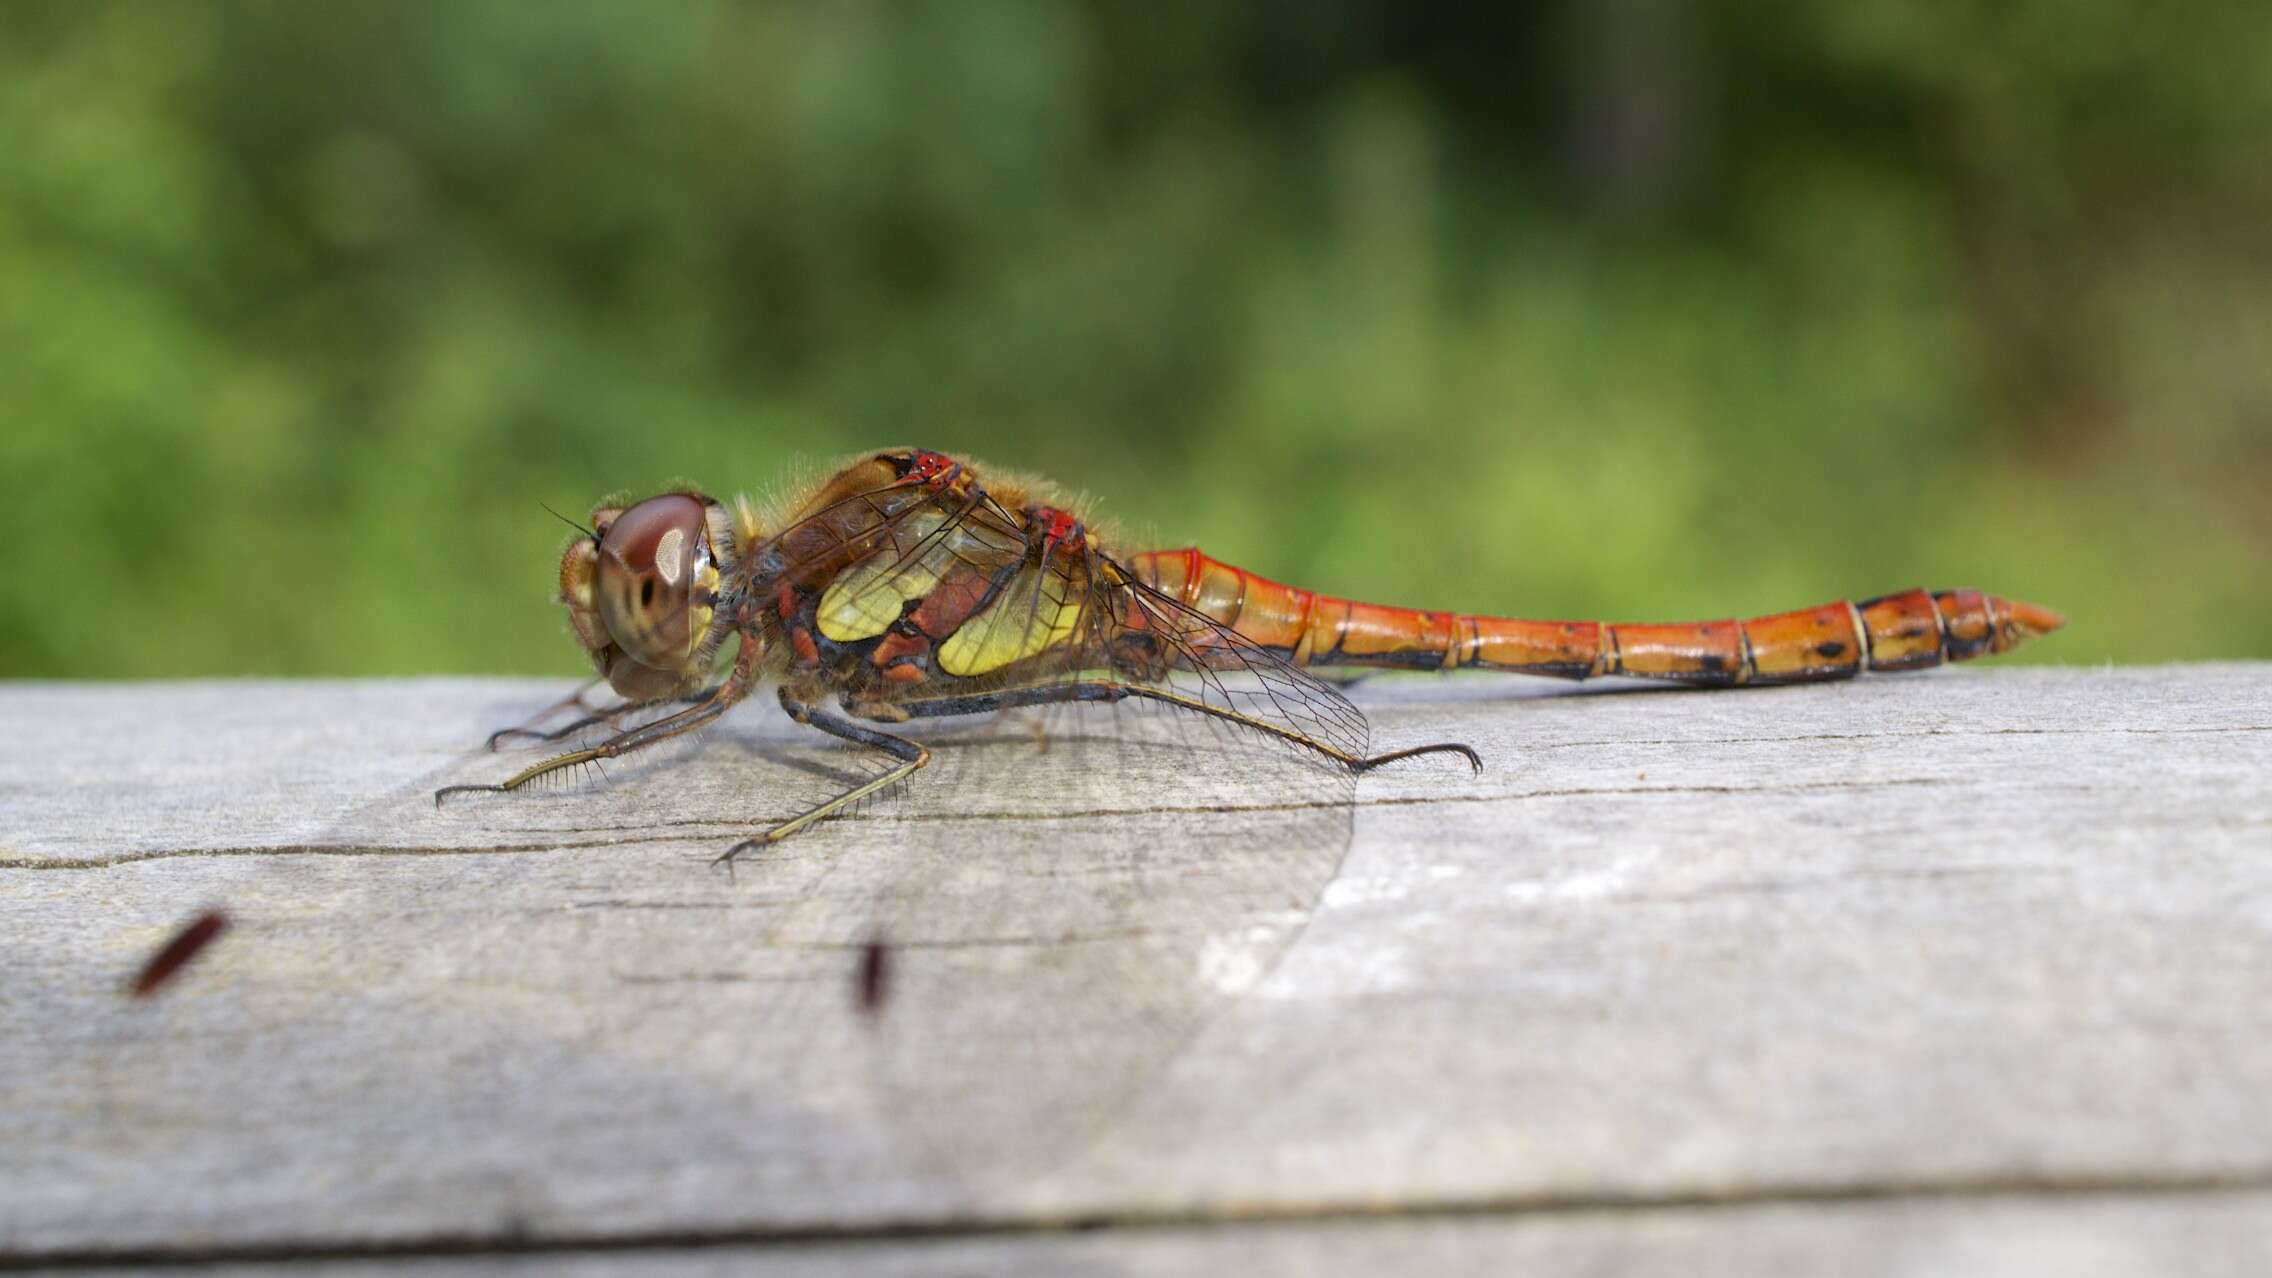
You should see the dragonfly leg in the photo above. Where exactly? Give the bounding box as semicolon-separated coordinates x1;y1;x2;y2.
1098;683;1483;775
436;684;744;805
893;681;1478;771
486;685;724;751
479;676;607;749
891;682;1131;719
716;688;931;863
1348;740;1482;774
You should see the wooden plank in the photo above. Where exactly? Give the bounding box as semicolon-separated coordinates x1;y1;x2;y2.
3;666;2269;1268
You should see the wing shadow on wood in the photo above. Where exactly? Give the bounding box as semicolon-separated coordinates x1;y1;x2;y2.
262;683;1364;1203
848;693;1359;1193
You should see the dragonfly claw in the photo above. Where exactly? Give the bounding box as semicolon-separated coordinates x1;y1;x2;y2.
713;839;760;867
431;783;507;808
1353;741;1483;775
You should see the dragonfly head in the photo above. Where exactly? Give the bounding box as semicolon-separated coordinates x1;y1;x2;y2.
558;492;737;700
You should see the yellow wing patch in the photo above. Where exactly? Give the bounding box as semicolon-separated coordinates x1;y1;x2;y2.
938;563;1087;676
815;510;954;642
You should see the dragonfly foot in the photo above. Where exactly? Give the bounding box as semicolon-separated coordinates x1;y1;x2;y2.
713;838;764;869
1353;741;1482;775
432;783;509;807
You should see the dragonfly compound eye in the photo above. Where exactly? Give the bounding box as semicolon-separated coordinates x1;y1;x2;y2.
591;493;721;691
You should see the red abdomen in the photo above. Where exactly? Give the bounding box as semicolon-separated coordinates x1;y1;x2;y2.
1128;548;2064;685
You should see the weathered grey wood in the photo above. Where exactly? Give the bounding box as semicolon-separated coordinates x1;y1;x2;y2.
4;665;2269;1272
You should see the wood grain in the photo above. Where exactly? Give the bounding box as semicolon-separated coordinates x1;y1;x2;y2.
4;665;2268;1272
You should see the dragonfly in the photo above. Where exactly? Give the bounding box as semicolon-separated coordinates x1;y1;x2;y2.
112;445;2067;1191
438;446;2065;856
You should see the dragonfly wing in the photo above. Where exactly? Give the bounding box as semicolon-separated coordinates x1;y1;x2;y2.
764;480;1048;668
755;469;1011;591
1090;554;1374;766
766;477;1111;695
811;503;1028;647
852;549;1374;1190
934;555;1090;677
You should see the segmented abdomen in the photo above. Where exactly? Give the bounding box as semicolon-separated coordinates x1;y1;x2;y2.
1128;548;2064;686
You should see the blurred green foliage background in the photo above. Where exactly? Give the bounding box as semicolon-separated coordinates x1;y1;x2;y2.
4;1;2267;678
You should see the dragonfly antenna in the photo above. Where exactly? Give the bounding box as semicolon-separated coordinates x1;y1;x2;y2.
541;501;598;540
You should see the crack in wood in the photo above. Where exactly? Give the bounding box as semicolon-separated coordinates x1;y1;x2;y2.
0;774;2144;871
6;1167;2269;1270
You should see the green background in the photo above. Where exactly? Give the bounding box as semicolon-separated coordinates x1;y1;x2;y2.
5;2;2267;678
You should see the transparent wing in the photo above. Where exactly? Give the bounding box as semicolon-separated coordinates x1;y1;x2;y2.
752;467;1024;603
810;500;1030;651
852;546;1374;1191
1090;553;1374;764
741;473;1055;685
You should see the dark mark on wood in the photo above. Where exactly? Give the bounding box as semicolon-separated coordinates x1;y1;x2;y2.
857;936;892;1013
128;909;230;998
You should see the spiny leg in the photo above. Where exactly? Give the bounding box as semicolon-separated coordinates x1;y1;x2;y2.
1349;740;1482;774
892;682;1131;719
709;672;1477;859
890;682;1139;755
899;680;1481;773
896;679;1479;772
1100;682;1482;774
486;685;723;751
437;683;745;805
716;688;933;864
480;676;607;749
